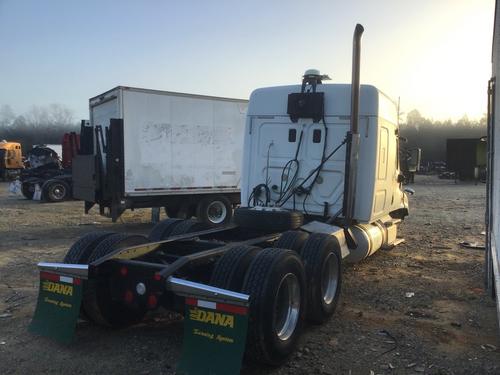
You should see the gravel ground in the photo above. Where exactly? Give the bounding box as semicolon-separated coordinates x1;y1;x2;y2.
0;175;499;374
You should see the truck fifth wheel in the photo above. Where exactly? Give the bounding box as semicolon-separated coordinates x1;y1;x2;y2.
30;24;411;373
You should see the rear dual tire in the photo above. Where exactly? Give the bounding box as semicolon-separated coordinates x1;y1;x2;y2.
62;231;114;264
301;233;342;323
211;246;306;365
242;248;306;365
275;231;342;322
63;232;149;328
84;233;149;328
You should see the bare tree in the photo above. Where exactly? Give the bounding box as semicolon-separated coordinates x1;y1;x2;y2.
0;104;79;152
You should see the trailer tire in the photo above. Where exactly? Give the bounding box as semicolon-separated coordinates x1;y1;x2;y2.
42;179;70;202
242;248;306;365
63;231;115;264
21;182;34;200
275;230;309;253
83;233;149;328
168;219;208;236
169;202;195;220
149;218;183;241
164;206;179;218
196;195;233;225
234;208;304;232
210;245;260;291
300;233;342;324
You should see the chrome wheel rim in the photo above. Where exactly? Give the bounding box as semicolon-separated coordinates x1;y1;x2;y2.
321;252;339;305
207;201;227;224
50;184;66;201
274;273;301;341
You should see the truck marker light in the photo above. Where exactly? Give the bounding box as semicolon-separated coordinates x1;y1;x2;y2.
153;273;162;281
120;266;128;277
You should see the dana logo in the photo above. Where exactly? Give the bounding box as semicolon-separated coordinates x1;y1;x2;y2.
189;308;234;328
42;281;73;296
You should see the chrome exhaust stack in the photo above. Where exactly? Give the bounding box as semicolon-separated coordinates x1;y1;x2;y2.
342;24;364;230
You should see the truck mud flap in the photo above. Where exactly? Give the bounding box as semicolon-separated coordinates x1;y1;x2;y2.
29;271;84;343
177;297;249;375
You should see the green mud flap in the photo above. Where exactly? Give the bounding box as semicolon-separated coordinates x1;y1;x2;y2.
29;271;83;344
177;298;249;375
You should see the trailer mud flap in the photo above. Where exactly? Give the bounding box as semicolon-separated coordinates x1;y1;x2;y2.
29;271;83;343
177;298;249;375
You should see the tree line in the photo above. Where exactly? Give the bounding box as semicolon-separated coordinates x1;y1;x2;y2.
0;104;79;153
0;104;487;162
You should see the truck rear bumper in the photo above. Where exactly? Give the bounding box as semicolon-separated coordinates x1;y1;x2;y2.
36;262;249;306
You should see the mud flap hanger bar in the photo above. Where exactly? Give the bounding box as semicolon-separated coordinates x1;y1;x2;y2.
166;277;249;307
37;263;90;279
37;262;249;306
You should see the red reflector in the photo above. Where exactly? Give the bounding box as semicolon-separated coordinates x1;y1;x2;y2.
147;295;158;308
153;273;162;281
217;302;248;316
120;267;128;277
40;271;60;282
124;290;134;304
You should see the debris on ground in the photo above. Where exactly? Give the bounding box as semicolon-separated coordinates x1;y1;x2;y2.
481;344;497;351
0;176;499;374
459;241;486;250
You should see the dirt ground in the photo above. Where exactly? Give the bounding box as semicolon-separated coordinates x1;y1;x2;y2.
0;175;499;374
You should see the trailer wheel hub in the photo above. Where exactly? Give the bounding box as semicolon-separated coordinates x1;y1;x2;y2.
321;253;339;305
274;272;301;341
49;184;66;201
207;201;227;224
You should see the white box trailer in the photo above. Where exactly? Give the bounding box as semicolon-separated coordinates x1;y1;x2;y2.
72;86;248;223
486;0;500;325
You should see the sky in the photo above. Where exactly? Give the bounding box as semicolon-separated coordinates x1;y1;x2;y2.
0;0;495;122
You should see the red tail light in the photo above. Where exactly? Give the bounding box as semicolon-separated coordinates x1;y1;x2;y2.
147;295;158;309
124;290;134;304
120;266;128;277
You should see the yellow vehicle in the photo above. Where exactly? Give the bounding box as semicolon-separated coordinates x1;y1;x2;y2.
0;140;24;179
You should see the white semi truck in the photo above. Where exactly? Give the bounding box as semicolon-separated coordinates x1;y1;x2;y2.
73;86;247;224
30;24;410;372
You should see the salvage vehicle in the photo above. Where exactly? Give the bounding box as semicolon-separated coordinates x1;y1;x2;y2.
72;86;247;224
19;132;80;202
30;25;410;373
0;140;23;180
